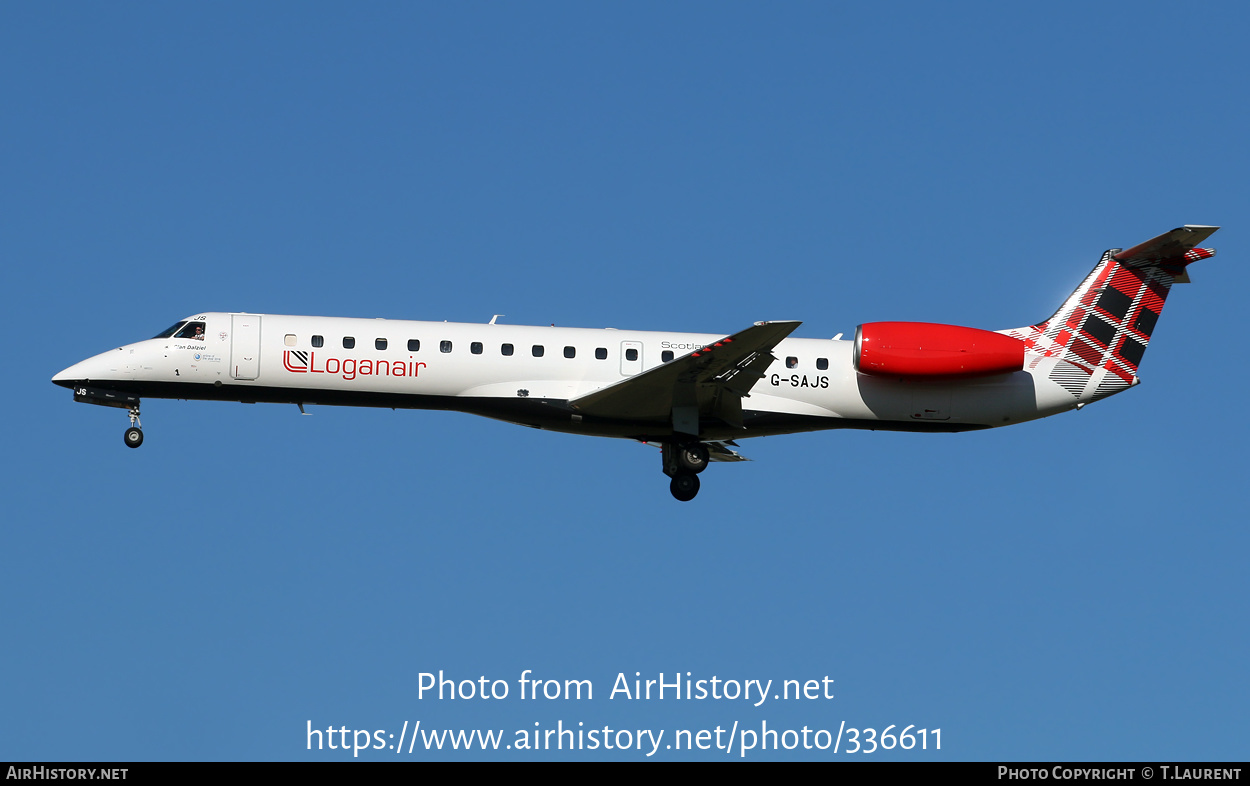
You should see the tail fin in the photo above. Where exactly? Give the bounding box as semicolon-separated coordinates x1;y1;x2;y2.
1003;225;1218;401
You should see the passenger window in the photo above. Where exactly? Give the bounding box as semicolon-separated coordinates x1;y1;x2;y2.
471;342;483;355
375;338;387;350
662;350;674;362
440;340;452;353
786;357;798;369
407;339;420;352
564;346;575;359
312;335;324;348
501;343;514;356
595;348;607;360
625;348;638;361
285;334;297;347
343;337;355;349
817;358;829;370
532;345;545;357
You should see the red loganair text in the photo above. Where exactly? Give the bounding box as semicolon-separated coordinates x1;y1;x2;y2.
283;350;428;381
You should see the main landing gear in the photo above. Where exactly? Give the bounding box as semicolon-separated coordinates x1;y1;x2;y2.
662;442;709;502
124;405;143;448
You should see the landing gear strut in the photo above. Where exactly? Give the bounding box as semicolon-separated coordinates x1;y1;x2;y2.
124;406;143;448
662;442;709;501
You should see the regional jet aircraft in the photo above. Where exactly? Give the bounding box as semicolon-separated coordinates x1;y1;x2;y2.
53;226;1218;500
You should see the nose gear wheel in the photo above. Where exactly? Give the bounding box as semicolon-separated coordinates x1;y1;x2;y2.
124;405;143;448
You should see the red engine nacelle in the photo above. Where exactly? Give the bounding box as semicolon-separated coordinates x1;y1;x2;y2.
853;322;1027;378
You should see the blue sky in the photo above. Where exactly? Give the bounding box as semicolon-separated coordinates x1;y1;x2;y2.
3;2;1247;761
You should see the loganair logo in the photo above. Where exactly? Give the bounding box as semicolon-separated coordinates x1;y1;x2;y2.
283;350;427;381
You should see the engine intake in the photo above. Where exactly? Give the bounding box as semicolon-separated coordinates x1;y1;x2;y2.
854;322;1026;378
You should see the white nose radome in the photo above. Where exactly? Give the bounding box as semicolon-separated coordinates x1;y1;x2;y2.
51;348;130;387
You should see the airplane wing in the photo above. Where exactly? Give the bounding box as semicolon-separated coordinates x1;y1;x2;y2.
570;320;801;434
706;440;751;462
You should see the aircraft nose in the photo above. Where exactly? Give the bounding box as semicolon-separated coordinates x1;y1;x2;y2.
52;349;126;389
52;359;90;388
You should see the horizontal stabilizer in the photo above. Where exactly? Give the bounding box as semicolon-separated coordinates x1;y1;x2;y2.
1113;225;1219;269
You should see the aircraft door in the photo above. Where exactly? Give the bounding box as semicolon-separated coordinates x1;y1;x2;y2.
620;341;643;376
231;314;261;380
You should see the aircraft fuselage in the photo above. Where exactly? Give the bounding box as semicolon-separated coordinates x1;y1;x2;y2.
52;225;1218;501
53;312;1078;443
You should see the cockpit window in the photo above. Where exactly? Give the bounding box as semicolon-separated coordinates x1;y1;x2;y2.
173;321;207;341
153;321;188;339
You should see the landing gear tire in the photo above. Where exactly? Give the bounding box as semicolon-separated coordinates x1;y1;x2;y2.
124;427;144;448
677;443;710;474
670;471;700;502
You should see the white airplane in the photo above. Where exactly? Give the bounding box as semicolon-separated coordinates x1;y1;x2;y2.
53;225;1218;501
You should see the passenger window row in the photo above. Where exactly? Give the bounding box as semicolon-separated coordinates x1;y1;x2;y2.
297;335;623;359
289;335;830;369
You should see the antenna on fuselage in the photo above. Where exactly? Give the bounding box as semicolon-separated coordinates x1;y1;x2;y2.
489;315;504;325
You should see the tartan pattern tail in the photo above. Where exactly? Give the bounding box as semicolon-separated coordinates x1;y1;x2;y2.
1002;227;1217;400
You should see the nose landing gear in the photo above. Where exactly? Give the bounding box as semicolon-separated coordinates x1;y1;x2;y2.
662;442;710;502
124;406;143;448
70;387;146;449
